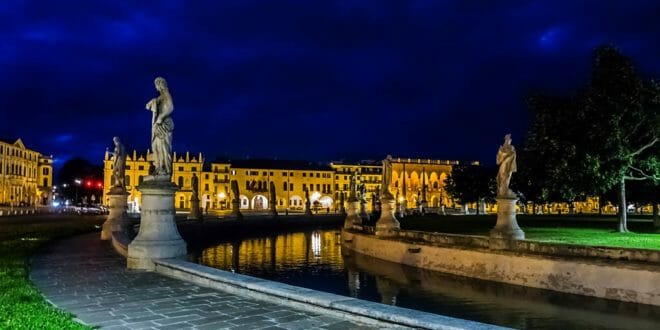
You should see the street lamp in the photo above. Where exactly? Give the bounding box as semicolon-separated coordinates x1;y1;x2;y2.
74;179;81;205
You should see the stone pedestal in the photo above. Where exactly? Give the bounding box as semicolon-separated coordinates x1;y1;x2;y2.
101;188;130;240
231;199;243;219
490;197;525;240
344;199;361;229
187;196;202;221
375;196;400;237
359;200;370;223
305;201;313;216
127;177;187;270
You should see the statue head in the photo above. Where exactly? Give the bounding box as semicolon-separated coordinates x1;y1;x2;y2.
154;77;168;92
504;134;512;145
113;136;120;145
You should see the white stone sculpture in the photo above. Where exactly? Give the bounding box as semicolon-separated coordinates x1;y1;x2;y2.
110;136;126;189
145;77;174;177
496;134;517;198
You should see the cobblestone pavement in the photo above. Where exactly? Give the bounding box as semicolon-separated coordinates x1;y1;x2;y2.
30;233;379;329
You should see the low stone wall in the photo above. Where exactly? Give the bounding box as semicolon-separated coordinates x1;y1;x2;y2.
387;228;659;263
342;230;660;306
154;258;503;330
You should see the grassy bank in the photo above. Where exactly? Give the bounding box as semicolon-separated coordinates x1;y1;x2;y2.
399;214;660;250
0;215;104;329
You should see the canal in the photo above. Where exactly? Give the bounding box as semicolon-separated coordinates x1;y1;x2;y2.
191;227;660;329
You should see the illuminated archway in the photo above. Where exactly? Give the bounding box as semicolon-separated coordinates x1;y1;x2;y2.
239;195;249;209
319;196;333;208
251;194;268;210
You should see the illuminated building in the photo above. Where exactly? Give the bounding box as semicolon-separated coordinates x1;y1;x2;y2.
103;151;460;213
0;138;53;206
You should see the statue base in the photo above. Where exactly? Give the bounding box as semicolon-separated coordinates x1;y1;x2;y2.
187;197;202;221
229;200;243;220
128;178;186;271
359;200;370;223
305;202;313;216
490;197;525;240
344;199;362;229
375;195;400;237
101;187;130;240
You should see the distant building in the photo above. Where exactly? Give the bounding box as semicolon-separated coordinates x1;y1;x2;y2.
0;138;53;206
102;151;462;213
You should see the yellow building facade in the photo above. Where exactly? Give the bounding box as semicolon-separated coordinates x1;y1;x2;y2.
0;138;53;206
103;151;461;213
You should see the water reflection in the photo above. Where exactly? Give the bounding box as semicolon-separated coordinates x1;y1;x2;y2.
196;229;660;330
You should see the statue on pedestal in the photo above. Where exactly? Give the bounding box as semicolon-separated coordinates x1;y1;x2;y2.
109;136;126;190
381;155;393;199
269;181;277;216
188;173;202;220
349;171;358;201
496;134;517;198
490;133;524;242
145;77;174;177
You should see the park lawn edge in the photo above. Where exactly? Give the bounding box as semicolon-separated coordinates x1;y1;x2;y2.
0;218;103;330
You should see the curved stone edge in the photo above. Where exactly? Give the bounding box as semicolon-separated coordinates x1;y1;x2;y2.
111;231;131;258
153;258;506;330
343;230;660;306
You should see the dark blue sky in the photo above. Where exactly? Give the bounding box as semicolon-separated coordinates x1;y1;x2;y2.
2;1;660;169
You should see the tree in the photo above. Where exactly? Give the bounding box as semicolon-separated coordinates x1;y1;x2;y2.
444;164;495;214
520;94;589;211
523;45;659;231
580;46;660;232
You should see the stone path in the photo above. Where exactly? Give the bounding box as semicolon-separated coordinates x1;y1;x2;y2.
30;233;379;329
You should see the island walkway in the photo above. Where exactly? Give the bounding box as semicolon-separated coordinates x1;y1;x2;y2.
30;233;377;330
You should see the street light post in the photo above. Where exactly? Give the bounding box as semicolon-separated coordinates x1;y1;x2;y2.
74;179;81;205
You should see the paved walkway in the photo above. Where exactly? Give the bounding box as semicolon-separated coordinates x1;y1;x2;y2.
30;233;378;329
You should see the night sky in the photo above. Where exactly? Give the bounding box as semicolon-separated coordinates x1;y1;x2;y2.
2;1;660;171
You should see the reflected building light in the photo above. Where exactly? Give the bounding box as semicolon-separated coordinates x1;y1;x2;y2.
312;231;321;258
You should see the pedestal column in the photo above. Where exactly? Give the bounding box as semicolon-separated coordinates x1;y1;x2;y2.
344;198;362;229
375;195;400;237
187;196;202;221
101;188;130;240
359;199;370;223
231;199;243;219
127;177;187;270
490;197;525;240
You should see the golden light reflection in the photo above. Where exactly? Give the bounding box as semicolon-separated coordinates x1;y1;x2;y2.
200;230;344;272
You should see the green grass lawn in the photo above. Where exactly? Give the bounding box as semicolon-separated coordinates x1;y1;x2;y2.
398;214;660;250
0;215;104;329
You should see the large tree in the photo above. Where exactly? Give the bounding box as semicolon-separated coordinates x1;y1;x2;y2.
522;46;659;231
580;46;659;232
444;164;495;214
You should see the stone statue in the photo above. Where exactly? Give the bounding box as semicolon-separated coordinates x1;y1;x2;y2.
145;77;174;177
231;180;240;202
496;134;517;198
358;183;366;201
381;155;393;198
109;136;126;189
349;171;358;199
191;173;199;199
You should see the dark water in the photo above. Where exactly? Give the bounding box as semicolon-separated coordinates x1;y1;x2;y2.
193;228;660;329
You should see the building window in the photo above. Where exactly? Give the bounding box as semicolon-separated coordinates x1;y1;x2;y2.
179;166;184;171
316;184;320;191
43;178;48;187
283;182;288;191
138;165;144;170
42;168;49;175
204;184;209;191
192;167;197;172
289;183;293;191
302;184;307;191
269;172;273;176
263;171;267;176
178;176;184;188
316;173;320;178
282;172;287;176
302;173;306;177
205;174;209;179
